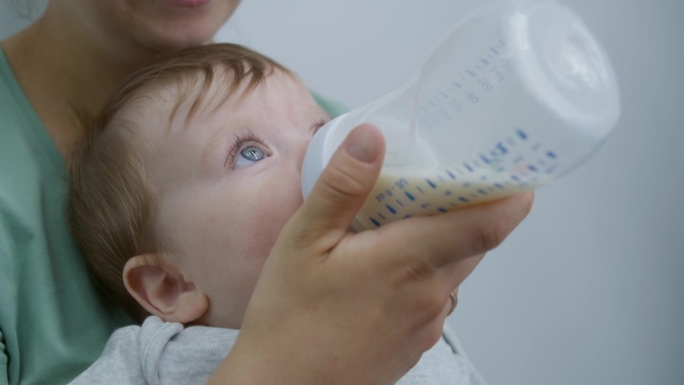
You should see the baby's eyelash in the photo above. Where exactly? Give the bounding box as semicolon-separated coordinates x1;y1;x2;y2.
225;129;268;169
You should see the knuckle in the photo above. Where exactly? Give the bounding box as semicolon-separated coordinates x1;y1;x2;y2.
419;291;448;324
479;219;505;251
416;322;446;353
424;324;445;349
320;164;368;202
426;295;447;320
402;260;439;288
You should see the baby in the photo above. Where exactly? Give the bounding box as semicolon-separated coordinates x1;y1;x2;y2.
68;43;485;384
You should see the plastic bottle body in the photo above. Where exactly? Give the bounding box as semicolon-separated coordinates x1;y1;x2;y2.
301;0;620;230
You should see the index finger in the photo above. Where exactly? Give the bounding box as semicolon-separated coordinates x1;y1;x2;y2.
378;192;534;269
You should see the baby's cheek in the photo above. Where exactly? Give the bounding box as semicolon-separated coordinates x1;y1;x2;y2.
244;193;300;261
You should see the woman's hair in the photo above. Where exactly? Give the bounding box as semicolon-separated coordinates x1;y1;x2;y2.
68;43;293;322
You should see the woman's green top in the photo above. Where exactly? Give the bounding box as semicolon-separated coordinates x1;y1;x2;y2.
0;48;346;385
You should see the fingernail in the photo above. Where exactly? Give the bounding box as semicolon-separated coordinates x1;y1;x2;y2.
346;125;379;163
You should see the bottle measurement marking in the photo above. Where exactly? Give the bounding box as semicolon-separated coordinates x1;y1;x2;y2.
364;127;563;228
418;37;513;130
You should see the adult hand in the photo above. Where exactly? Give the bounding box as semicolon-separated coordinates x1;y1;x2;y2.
209;124;533;385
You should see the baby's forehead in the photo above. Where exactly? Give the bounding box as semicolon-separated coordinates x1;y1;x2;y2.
127;67;302;131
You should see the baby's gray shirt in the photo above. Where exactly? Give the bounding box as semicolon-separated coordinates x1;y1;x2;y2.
69;316;488;385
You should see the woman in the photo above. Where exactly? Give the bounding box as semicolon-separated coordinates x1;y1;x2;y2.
0;0;533;384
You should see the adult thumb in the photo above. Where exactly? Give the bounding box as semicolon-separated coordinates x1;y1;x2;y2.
294;123;385;241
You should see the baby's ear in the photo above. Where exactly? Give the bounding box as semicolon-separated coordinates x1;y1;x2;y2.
123;255;208;324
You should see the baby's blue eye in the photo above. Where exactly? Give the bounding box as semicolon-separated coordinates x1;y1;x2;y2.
235;146;265;168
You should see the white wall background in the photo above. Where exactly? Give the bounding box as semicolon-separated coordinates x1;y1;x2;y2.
2;1;683;384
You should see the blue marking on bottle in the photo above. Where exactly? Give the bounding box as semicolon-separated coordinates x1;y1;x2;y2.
478;189;488;195
427;179;437;189
417;186;425;194
480;57;490;65
396;200;404;207
463;182;471;188
444;190;452;196
467;69;477;77
480;154;491;164
459;197;470;203
370;217;380;227
547;151;558;159
511;175;521;181
438;208;447;213
464;163;473;172
403;214;412;219
490;47;499;55
378;213;386;220
516;127;528;140
528;165;538;172
386;205;397;214
491;142;509;157
421;203;431;209
405;191;415;201
447;170;457;179
452;81;463;88
494;183;505;189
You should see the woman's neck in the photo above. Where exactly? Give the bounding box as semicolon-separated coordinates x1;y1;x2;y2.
1;4;159;160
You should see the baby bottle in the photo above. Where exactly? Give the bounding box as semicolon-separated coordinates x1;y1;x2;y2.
301;0;621;230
